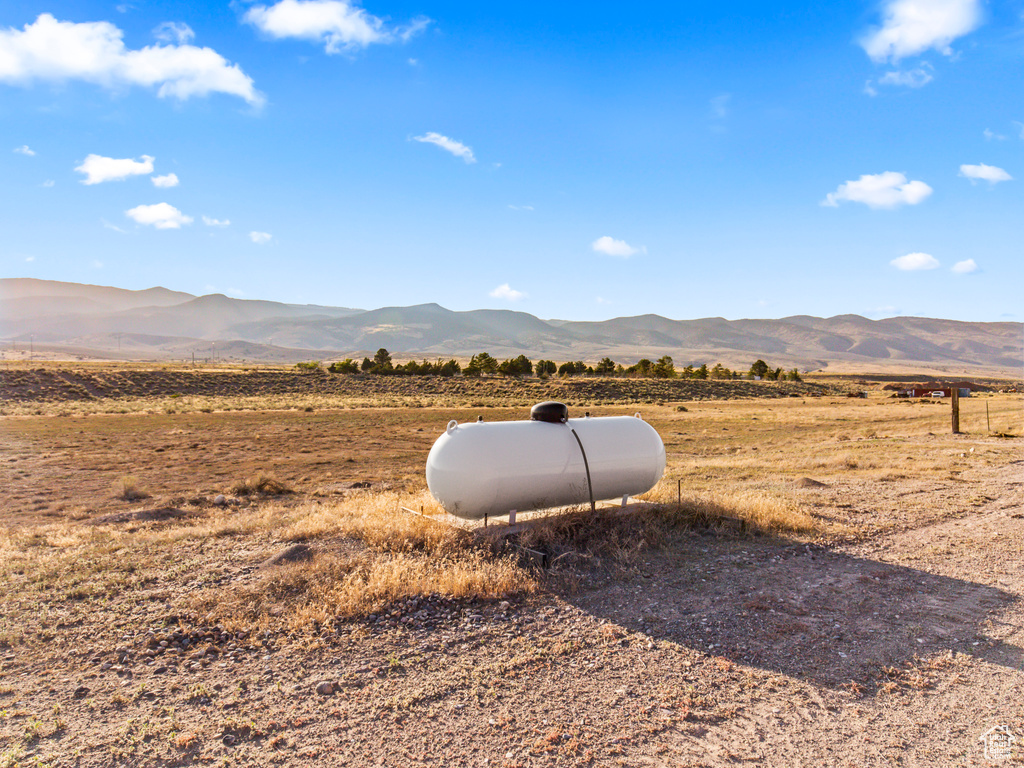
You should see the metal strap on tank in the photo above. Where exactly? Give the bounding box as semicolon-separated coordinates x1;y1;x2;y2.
569;427;596;513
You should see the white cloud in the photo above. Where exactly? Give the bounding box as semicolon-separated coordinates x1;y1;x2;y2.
508;204;534;211
41;179;54;187
249;230;272;244
983;128;1006;141
0;14;263;105
1016;121;1024;140
227;287;245;297
891;252;940;270
952;258;979;273
151;172;179;188
101;218;128;233
489;283;525;301
125;202;193;229
75;153;153;184
959;163;1012;184
412;132;476;163
710;93;730;119
861;0;981;63
591;236;642;258
878;67;933;88
397;17;431;43
202;215;230;227
244;0;429;54
822;171;932;209
92;260;104;269
25;255;35;262
153;22;194;45
13;144;35;156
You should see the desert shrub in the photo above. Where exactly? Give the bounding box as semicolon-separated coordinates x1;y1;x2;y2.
294;361;322;372
114;475;149;501
327;359;359;374
230;473;293;497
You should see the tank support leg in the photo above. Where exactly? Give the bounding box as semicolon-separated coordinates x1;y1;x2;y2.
509;509;517;524
622;494;629;507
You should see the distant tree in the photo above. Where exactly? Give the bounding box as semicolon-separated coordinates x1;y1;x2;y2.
499;355;533;377
437;359;461;377
653;356;676;378
595;357;616;375
360;357;373;372
399;359;426;375
294;361;322;372
558;361;588;376
749;359;769;379
477;353;499;374
328;359;359;374
787;368;802;382
627;359;654;377
694;363;709;380
535;360;557;377
372;348;393;371
710;363;732;380
681;364;695;379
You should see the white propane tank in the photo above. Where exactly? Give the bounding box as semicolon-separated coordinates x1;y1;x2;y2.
426;402;666;520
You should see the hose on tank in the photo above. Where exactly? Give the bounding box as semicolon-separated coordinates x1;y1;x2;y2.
569;427;596;513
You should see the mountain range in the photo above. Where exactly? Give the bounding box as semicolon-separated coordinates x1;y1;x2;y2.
1;278;1020;375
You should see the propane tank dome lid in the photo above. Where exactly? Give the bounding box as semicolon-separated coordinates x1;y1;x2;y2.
530;401;569;423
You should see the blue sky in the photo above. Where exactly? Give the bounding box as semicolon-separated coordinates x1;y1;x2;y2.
2;0;1021;322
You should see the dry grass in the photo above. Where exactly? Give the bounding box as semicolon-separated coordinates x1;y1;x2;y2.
229;472;293;497
187;550;531;632
182;490;536;631
114;474;149;501
0;480;831;639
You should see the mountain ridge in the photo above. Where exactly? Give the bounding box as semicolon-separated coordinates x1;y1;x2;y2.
1;278;1020;373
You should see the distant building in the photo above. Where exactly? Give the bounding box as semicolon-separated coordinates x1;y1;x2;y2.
902;382;974;398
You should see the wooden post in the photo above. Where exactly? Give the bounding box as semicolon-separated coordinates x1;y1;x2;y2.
951;388;960;434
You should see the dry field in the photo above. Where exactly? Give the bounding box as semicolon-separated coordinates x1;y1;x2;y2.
0;365;1022;767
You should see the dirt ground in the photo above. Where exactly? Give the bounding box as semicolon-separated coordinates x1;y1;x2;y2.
0;371;1022;767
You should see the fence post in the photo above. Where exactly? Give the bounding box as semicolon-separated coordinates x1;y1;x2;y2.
951;388;960;434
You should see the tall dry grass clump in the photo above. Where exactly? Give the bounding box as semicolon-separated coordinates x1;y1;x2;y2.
229;472;292;496
182;491;537;631
187;549;530;632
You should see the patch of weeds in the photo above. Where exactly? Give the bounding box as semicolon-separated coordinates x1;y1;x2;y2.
115;475;149;501
0;745;26;768
230;473;292;497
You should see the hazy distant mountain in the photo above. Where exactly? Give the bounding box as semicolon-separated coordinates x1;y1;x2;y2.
1;279;361;342
0;278;194;319
1;278;1020;373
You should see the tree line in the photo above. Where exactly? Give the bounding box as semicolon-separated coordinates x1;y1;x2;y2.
299;350;801;381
